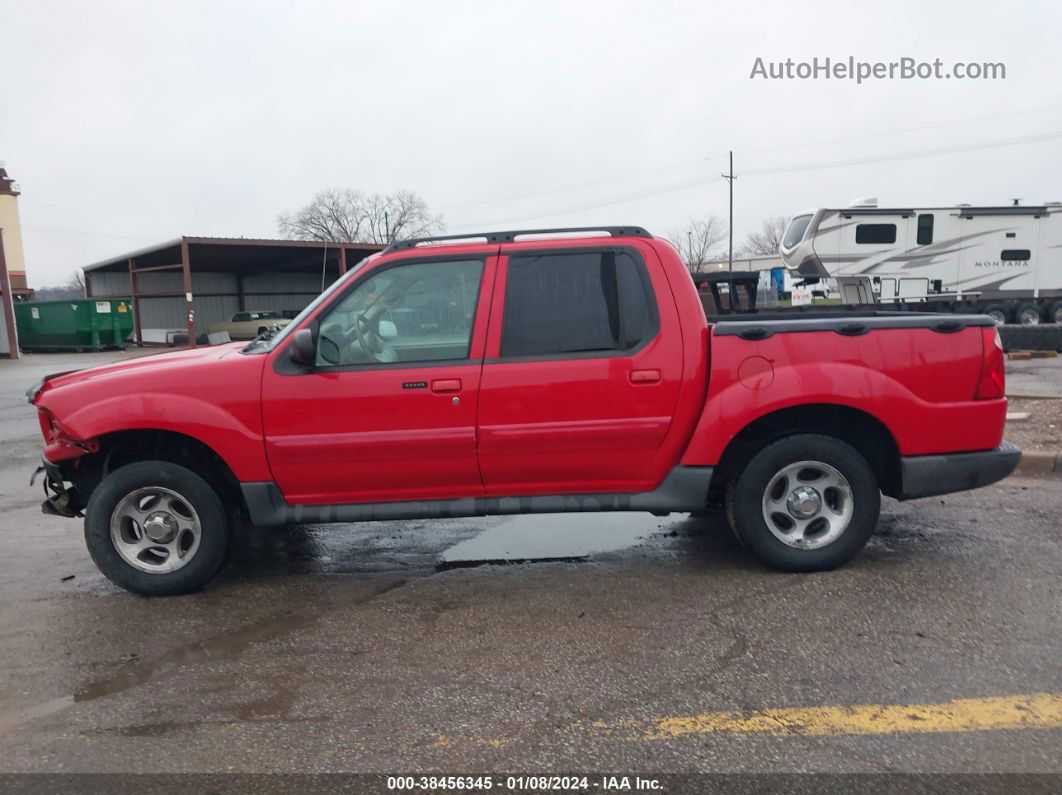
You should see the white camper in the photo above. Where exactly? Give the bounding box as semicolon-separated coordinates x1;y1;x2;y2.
779;199;1062;324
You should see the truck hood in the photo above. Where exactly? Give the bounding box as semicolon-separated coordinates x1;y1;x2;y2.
29;342;250;404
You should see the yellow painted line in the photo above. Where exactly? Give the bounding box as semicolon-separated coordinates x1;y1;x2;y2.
633;693;1062;740
415;693;1062;752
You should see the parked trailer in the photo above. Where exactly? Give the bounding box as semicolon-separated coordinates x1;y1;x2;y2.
779;199;1062;324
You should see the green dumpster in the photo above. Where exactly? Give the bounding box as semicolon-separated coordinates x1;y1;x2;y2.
14;298;134;352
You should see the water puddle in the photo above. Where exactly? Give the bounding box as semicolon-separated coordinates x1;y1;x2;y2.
439;512;669;568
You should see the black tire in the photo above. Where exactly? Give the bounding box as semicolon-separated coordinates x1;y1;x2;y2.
1015;302;1042;326
1048;301;1062;326
979;303;1010;326
726;434;880;572
84;461;230;596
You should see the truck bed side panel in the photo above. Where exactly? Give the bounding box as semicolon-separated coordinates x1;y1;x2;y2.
682;323;1004;465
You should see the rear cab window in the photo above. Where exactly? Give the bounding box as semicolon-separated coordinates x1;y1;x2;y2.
499;249;657;358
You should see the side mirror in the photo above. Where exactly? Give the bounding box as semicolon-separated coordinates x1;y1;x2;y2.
289;328;316;365
378;319;398;340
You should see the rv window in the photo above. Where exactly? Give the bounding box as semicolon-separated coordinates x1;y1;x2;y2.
1001;249;1031;261
782;215;812;249
855;224;897;244
916;214;934;245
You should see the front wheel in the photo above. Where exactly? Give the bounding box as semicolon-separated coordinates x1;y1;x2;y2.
84;461;231;596
726;434;880;572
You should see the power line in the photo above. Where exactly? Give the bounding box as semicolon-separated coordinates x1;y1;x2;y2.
743;130;1062;175
451;174;723;230
22;224;160;243
730;102;1062;159
437;156;711;211
445;103;1062;215
451;129;1062;229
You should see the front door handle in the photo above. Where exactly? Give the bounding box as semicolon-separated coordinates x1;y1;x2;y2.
630;369;661;384
431;379;462;394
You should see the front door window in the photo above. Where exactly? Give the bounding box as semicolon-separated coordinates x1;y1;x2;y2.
316;258;484;366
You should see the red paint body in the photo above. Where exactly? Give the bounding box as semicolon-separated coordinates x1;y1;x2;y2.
33;234;1007;507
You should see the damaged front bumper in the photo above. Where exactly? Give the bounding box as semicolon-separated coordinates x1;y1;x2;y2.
31;458;85;518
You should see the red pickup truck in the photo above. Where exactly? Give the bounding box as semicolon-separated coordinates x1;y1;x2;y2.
29;226;1019;596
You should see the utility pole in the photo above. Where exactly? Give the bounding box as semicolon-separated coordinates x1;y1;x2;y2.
721;150;736;311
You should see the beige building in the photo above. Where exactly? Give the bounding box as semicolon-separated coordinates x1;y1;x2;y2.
0;162;28;357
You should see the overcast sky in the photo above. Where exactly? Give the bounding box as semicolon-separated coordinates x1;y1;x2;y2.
2;0;1060;286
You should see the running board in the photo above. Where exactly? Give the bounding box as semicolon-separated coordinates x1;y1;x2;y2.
240;466;714;527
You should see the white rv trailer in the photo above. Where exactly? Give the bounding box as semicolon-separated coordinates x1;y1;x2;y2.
779;199;1062;324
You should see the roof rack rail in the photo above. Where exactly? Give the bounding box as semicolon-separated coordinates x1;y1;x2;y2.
382;226;652;254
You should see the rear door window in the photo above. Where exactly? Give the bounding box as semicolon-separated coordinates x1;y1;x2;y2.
500;250;656;358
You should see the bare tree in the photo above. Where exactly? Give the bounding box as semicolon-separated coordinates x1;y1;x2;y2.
34;270;86;301
66;269;85;298
277;189;444;245
667;216;726;273
741;215;791;256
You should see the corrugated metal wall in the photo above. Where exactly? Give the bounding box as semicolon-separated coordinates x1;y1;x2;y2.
88;271;132;295
87;269;331;333
243;271;322;317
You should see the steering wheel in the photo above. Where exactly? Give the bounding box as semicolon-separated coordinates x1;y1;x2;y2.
353;311;397;363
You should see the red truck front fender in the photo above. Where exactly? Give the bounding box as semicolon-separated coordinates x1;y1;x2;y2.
43;392;269;482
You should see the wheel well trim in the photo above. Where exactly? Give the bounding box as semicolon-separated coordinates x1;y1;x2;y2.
707;402;904;497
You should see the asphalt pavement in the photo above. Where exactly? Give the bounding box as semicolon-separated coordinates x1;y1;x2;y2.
0;351;1059;776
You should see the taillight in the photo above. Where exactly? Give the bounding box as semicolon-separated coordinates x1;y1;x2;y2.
974;326;1005;400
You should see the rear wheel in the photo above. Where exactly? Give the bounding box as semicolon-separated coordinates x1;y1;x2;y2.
84;461;230;596
1016;302;1042;326
1048;301;1062;326
979;303;1010;326
726;434;880;572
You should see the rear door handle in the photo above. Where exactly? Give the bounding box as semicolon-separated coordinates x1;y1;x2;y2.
431;379;462;393
630;369;661;384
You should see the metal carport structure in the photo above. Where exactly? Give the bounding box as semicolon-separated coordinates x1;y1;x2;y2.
83;237;382;346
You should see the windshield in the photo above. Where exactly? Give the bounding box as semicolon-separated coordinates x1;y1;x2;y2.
782;215;813;249
246;252;381;353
